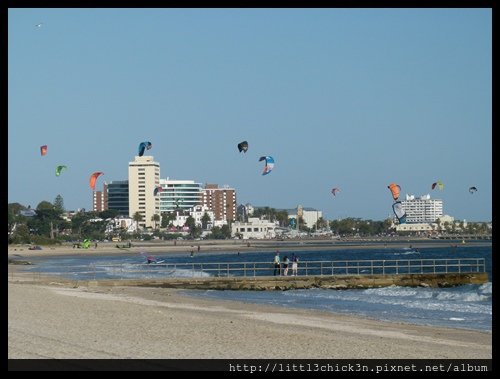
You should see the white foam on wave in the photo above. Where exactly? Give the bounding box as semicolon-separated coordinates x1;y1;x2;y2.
286;285;492;316
436;291;489;302
393;251;420;255
95;265;211;279
364;286;421;298
479;282;492;295
169;268;211;278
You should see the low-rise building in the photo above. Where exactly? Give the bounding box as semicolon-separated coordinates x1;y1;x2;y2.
105;216;138;234
231;217;278;239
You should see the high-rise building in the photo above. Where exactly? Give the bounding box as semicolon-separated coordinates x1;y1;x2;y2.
401;194;443;223
128;156;160;228
107;180;129;216
202;184;236;222
158;179;202;213
92;183;108;212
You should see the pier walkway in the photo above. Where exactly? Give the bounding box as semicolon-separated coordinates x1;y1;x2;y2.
13;257;488;290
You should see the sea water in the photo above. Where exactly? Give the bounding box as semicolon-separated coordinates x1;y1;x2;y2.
21;244;491;332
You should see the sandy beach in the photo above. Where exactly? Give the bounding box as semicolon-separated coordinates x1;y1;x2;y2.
8;279;491;359
8;239;492;360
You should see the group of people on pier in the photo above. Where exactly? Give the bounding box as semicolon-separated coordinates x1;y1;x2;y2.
273;251;299;276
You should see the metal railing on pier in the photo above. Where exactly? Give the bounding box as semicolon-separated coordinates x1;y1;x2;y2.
24;258;486;281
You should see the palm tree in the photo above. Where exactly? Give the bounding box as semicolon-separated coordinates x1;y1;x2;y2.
151;214;161;230
133;212;143;233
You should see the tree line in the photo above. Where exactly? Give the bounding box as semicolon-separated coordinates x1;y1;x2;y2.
8;199;490;245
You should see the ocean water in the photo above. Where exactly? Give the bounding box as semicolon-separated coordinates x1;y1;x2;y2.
20;243;492;332
188;282;491;332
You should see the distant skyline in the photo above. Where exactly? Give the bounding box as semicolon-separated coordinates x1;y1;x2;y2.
8;8;492;221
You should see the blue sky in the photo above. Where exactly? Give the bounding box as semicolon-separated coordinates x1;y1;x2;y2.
8;8;492;221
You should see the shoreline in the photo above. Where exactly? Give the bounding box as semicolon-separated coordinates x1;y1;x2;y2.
8;279;492;359
8;239;491;259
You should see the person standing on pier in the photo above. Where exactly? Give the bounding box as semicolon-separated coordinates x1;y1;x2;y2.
273;251;281;276
291;253;299;276
282;255;290;276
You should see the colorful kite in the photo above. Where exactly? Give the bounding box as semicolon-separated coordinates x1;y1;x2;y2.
331;187;341;197
55;165;67;177
40;145;48;156
259;156;275;175
431;180;444;190
237;141;249;153
387;183;401;201
89;172;104;191
153;186;163;196
469;186;478;194
138;141;152;157
392;201;407;224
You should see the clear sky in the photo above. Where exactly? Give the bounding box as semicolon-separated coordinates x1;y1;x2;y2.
8;8;492;221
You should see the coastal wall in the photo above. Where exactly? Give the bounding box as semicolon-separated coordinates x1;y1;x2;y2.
79;272;488;291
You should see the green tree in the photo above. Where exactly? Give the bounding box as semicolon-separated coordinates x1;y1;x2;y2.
185;216;196;237
161;212;176;228
151;214;161;230
298;216;308;232
70;211;105;240
436;218;442;232
32;200;64;239
99;209;120;219
53;194;65;213
201;212;211;230
477;222;489;235
275;210;289;227
220;224;232;239
315;217;328;230
207;226;230;239
133;212;143;232
330;218;360;235
383;218;394;233
8;203;27;235
458;220;465;232
9;223;31;244
443;221;451;234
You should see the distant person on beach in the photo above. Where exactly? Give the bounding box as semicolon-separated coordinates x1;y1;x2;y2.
273;251;281;276
190;250;194;258
282;256;289;276
197;245;200;253
291;253;299;276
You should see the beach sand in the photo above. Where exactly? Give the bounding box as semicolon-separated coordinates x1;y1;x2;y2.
8;279;491;359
